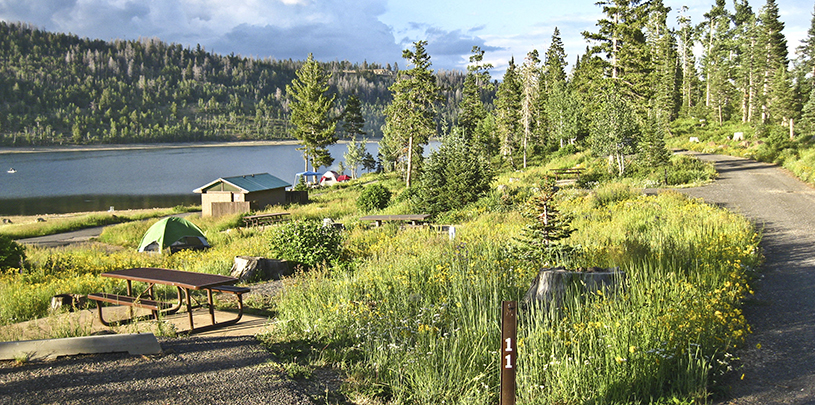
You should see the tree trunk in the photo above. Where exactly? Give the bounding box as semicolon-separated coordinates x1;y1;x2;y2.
406;135;413;188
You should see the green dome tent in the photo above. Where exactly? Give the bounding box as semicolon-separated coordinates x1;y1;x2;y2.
138;217;210;254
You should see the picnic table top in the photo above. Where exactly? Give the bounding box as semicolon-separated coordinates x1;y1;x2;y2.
359;214;431;221
243;212;290;219
101;267;238;290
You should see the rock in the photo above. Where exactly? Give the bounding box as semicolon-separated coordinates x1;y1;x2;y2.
49;294;87;312
229;256;293;282
523;267;624;308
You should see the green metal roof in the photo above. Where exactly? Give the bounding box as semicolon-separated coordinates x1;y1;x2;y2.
194;173;291;193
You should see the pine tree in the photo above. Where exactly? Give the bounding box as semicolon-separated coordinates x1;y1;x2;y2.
795;5;815;110
757;0;789;123
382;41;441;187
543;27;568;94
520;50;541;168
582;0;651;105
516;177;574;265
677;6;699;112
638;111;671;168
286;53;337;172
798;87;815;135
732;0;759;123
341;94;365;139
495;58;522;165
458;46;492;141
646;0;681;121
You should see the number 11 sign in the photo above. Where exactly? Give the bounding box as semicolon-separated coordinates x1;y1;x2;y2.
500;301;517;405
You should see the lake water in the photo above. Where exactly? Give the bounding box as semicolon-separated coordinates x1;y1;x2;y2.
0;141;407;216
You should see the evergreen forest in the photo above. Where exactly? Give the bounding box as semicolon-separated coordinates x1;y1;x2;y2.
1;0;815;176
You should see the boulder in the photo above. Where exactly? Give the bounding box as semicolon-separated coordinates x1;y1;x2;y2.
230;256;293;282
523;267;624;308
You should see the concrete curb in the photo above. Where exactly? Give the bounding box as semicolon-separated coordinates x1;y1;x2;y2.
0;333;161;361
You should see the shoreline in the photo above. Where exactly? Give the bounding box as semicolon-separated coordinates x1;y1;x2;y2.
0;140;300;155
0;138;384;155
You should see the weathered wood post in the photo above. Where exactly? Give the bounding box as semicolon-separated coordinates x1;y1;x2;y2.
500;301;517;405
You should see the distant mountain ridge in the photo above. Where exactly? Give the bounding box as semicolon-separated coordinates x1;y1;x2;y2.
0;21;469;147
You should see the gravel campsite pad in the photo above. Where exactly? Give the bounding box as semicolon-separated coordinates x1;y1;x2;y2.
0;336;317;405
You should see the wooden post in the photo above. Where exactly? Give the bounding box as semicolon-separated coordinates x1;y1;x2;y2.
500;301;517;405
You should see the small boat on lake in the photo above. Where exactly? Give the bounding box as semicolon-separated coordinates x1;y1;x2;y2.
7;168;16;174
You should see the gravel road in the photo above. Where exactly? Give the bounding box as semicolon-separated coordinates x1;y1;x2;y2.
679;153;815;404
0;336;317;405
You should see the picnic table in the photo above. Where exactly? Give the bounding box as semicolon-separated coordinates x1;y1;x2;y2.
88;267;250;334
549;167;584;180
242;212;290;227
359;214;431;227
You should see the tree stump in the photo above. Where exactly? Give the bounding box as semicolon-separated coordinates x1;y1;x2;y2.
523;267;624;308
229;256;292;282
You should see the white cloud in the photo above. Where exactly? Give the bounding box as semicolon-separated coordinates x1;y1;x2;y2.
0;0;402;65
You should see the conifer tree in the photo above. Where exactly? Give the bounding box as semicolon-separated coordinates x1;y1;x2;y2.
797;5;815;90
757;0;789;124
516;177;574;265
646;0;681;121
520;50;541;168
458;46;492;141
543;27;568;92
341;94;365;139
677;6;699;112
286;53;337;172
583;0;651;106
495;58;522;165
382;40;441;187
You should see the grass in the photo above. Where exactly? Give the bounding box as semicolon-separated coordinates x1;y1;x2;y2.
264;189;759;404
0;157;761;403
0;205;199;239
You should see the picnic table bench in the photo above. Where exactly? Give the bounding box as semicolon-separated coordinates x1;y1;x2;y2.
88;267;250;334
359;214;431;227
242;212;290;227
549;167;584;180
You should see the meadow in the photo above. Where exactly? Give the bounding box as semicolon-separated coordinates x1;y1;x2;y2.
0;153;760;404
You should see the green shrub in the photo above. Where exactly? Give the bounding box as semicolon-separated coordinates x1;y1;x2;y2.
357;183;392;212
269;220;344;268
0;235;24;270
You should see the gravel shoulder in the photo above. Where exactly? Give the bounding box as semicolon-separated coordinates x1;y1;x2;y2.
678;153;815;404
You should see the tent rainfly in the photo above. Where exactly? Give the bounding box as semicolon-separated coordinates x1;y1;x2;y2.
138;217;210;254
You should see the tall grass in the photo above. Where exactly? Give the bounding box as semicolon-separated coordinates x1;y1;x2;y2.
270;191;760;404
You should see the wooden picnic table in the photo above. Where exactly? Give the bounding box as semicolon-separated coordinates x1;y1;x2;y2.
549;167;584;180
359;214;431;227
88;267;249;334
242;212;290;227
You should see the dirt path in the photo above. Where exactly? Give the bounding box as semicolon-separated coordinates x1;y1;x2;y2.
678;153;815;404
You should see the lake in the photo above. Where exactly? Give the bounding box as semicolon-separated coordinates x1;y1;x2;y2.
0;141;416;216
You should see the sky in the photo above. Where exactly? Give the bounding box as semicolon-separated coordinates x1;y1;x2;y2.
0;0;813;77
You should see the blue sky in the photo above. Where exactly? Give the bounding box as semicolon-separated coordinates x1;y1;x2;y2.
0;0;812;77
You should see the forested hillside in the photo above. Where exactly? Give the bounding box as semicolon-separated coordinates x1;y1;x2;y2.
0;21;470;146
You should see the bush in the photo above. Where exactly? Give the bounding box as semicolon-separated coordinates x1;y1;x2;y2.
0;235;25;270
269;220;344;268
356;183;392;212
